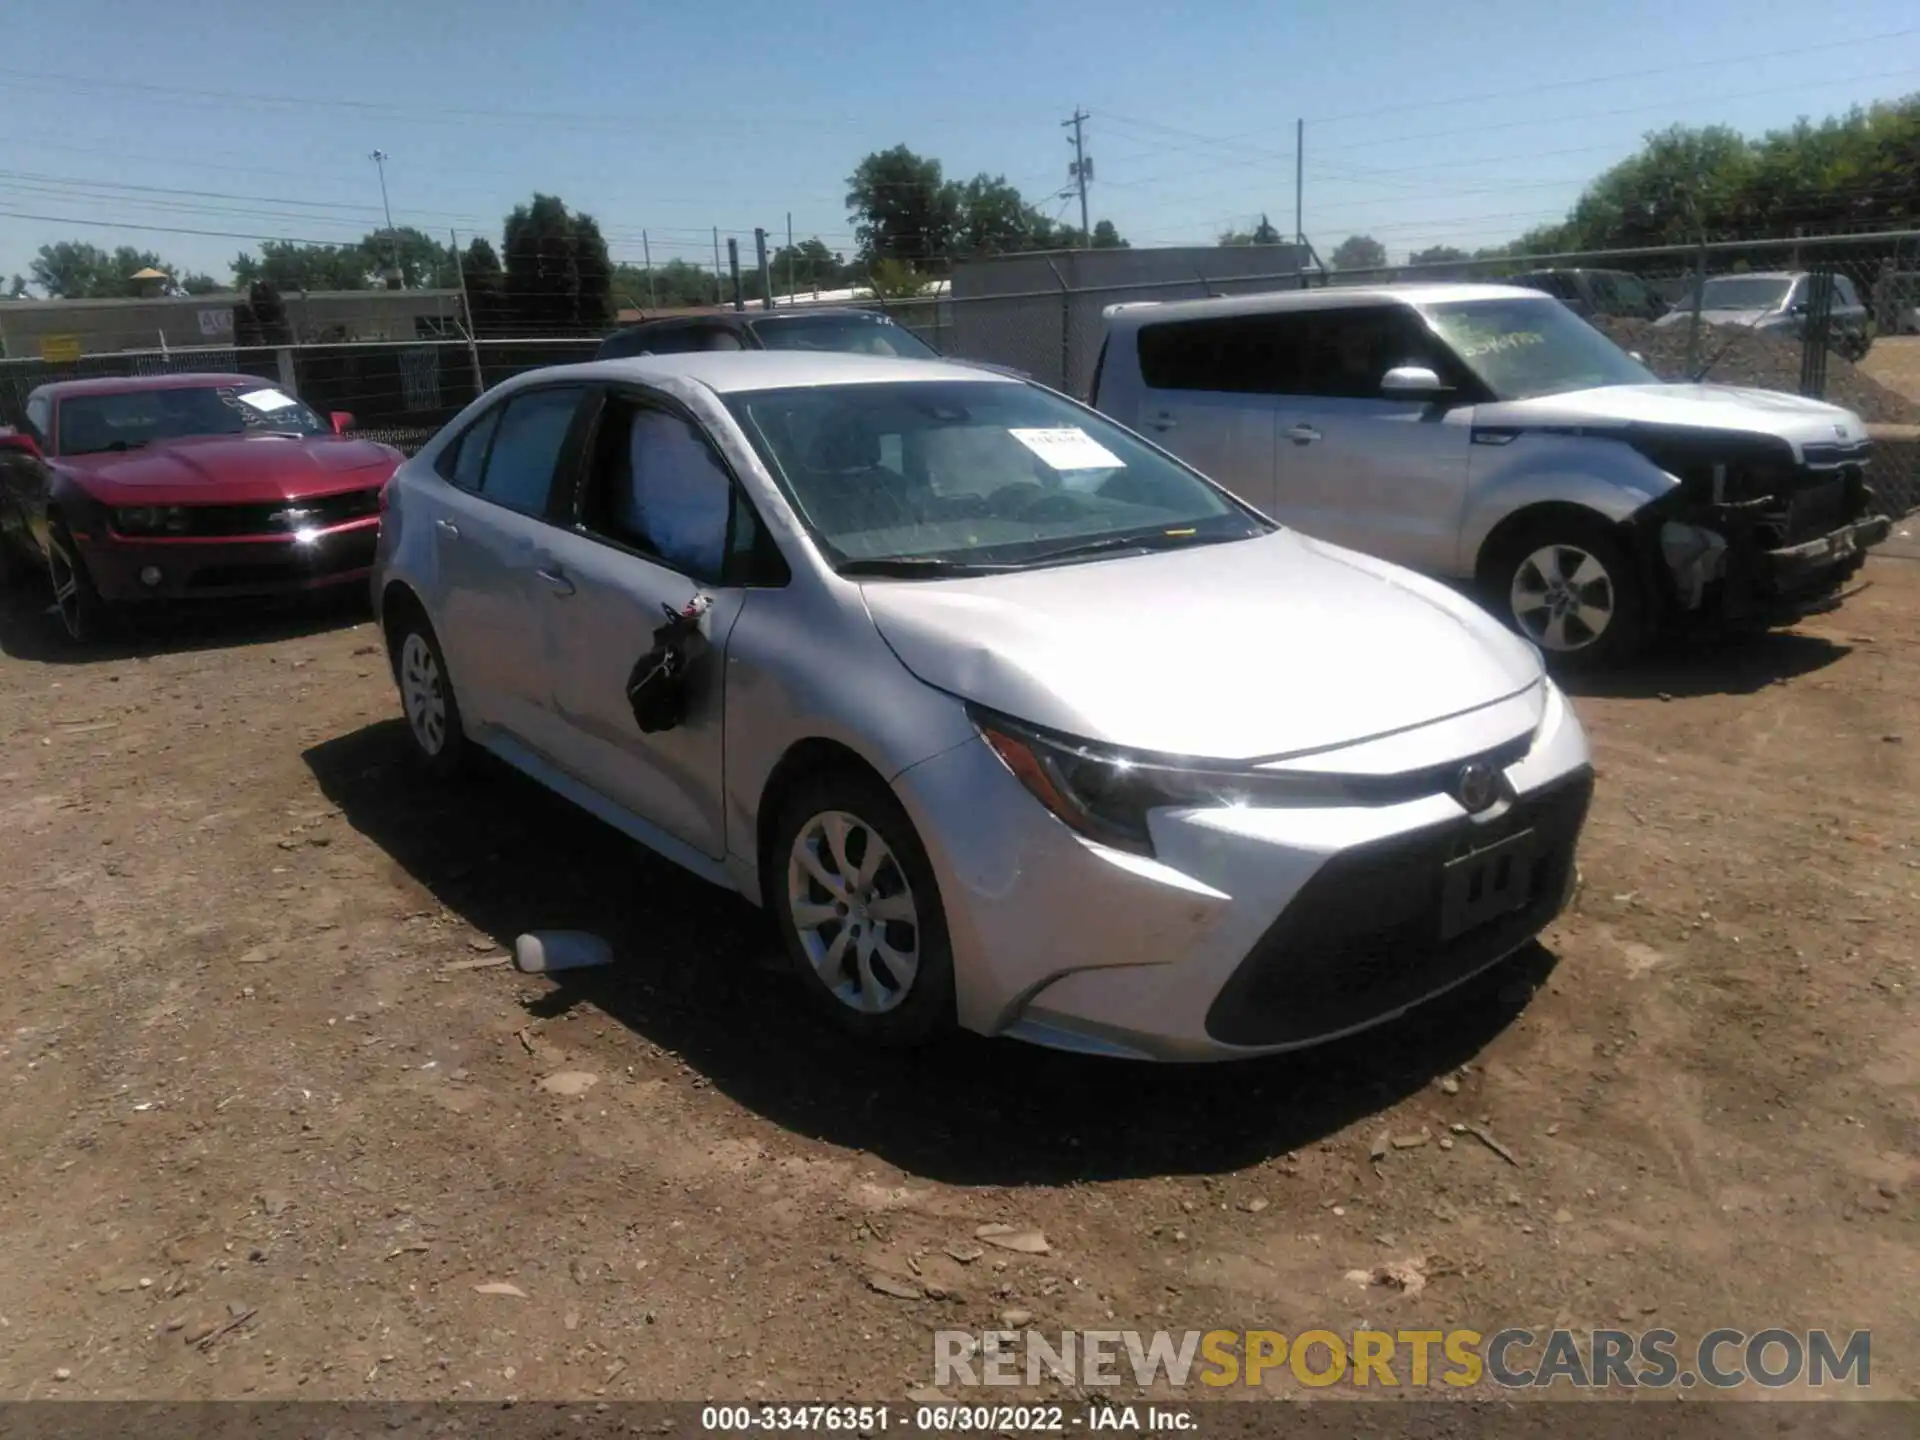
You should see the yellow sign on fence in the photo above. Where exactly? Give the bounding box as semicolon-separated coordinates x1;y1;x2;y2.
39;334;83;363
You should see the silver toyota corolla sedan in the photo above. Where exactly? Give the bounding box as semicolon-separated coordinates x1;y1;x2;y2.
370;351;1594;1061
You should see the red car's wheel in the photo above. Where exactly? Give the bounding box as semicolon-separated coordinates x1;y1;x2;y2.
46;520;114;644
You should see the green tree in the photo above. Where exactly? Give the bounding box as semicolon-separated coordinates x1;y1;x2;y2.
459;237;508;337
1218;217;1285;246
768;238;846;295
1091;219;1129;249
29;242;180;298
501;194;610;332
1330;234;1389;271
1409;245;1471;265
867;257;931;298
233;240;372;292
847;145;960;267
368;227;458;289
6;273;29;298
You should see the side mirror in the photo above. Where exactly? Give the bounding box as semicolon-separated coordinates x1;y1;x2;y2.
1380;365;1447;398
330;411;355;434
1628;351;1647;364
0;431;44;461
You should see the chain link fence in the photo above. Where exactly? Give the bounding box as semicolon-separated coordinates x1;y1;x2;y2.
6;230;1917;515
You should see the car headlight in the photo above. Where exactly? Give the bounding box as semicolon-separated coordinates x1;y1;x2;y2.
113;505;189;535
969;706;1381;857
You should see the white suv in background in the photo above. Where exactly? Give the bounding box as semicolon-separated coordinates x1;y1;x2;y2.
1091;285;1891;668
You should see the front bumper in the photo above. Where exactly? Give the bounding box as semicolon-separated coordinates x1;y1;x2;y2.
76;518;381;603
891;678;1594;1062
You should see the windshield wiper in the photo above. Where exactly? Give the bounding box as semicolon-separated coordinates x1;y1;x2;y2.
1016;529;1234;567
836;556;1020;578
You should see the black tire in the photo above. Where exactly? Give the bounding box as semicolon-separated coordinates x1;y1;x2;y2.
1484;515;1646;671
46;519;114;643
386;604;468;778
767;768;956;1048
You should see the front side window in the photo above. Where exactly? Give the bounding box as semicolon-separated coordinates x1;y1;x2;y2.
55;383;327;457
582;400;735;581
1290;306;1456;399
725;379;1268;575
1421;297;1654;401
475;386;583;516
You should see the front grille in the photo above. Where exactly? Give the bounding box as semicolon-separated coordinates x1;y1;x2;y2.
1800;440;1872;470
1204;769;1593;1048
185;527;377;591
170;487;382;538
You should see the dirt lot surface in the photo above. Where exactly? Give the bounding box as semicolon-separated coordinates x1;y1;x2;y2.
1860;336;1920;410
0;565;1915;1405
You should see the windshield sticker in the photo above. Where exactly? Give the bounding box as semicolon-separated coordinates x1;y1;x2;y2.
1453;331;1545;361
1007;427;1124;471
237;387;300;413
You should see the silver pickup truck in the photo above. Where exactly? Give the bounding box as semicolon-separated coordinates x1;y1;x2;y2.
1090;284;1891;668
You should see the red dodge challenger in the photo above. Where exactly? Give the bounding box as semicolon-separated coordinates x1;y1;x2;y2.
0;372;403;641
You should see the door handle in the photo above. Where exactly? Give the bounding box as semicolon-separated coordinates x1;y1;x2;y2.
434;518;461;538
536;567;575;597
1147;413;1177;431
1284;423;1322;445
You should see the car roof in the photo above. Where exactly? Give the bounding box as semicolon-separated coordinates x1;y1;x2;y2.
526;350;1011;395
613;307;891;332
1103;282;1548;326
32;372;274;401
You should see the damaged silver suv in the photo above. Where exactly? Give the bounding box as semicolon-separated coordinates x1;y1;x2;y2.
1092;285;1892;667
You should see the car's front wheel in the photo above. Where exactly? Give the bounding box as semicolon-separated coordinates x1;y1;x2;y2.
46;520;113;643
1486;517;1645;670
770;771;955;1047
388;610;468;778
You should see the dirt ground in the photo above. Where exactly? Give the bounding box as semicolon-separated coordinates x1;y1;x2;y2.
0;561;1915;1405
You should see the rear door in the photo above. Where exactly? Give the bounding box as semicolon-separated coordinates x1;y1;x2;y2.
1127;313;1290;512
432;383;590;749
1269;304;1476;574
531;388;762;860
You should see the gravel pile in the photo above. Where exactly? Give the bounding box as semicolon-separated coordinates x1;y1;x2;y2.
1595;317;1920;425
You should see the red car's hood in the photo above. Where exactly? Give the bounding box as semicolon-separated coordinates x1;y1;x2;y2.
59;433;400;505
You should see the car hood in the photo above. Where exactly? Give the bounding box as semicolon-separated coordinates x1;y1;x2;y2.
858;528;1543;762
1480;383;1866;453
58;433;401;505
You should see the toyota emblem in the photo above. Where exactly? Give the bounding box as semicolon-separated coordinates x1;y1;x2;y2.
1455;761;1499;813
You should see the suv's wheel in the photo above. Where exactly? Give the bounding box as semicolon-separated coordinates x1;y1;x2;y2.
46;520;113;643
769;771;955;1047
389;610;468;777
1486;517;1645;670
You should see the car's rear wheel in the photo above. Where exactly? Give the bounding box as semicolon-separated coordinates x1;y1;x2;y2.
770;771;955;1047
389;611;468;778
1487;517;1645;670
46;520;113;643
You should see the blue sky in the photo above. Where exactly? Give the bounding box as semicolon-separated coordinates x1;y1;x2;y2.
3;0;1918;288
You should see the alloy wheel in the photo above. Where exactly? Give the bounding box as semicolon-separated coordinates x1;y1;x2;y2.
786;809;921;1015
1510;543;1615;653
47;539;87;641
399;632;448;756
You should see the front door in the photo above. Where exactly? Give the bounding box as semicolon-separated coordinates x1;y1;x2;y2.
1269;305;1475;576
535;392;755;860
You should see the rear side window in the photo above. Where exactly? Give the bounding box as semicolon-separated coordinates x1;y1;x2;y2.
442;404;504;491
476;386;585;517
1136;314;1307;394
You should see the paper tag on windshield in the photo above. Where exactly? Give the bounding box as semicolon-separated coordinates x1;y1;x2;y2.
1007;427;1123;471
238;387;299;413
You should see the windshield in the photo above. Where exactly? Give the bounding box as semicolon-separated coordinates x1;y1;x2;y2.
1694;276;1794;312
725;379;1268;574
749;313;939;359
1422;297;1655;401
57;383;329;456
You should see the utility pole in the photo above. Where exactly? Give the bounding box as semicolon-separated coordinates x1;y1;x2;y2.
1294;119;1304;247
727;237;743;312
712;227;723;307
642;230;658;309
369;150;400;288
1063;108;1092;246
786;213;795;305
755;227;773;311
